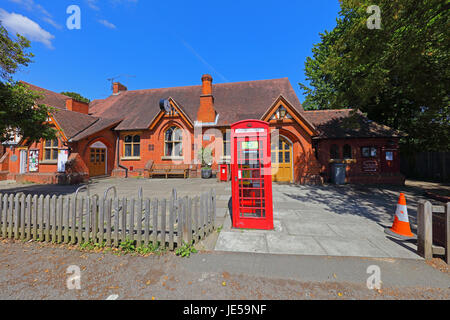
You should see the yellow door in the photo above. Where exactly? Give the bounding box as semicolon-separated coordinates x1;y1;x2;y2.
271;137;292;182
88;148;106;177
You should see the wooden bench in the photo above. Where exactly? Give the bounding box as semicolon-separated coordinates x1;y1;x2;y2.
146;162;189;179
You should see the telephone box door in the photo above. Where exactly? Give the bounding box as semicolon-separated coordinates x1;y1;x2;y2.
231;120;273;230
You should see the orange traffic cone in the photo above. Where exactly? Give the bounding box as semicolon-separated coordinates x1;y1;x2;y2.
384;193;415;240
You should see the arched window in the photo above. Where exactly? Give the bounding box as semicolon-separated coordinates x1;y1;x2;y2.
330;144;339;160
124;134;140;157
165;126;183;157
343;144;352;159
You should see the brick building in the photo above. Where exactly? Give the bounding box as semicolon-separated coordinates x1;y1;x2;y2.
0;75;404;185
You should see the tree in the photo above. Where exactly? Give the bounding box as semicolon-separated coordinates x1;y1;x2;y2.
0;22;56;143
60;91;90;103
300;0;449;152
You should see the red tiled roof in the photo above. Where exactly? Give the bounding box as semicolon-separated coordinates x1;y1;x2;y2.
89;78;304;130
304;109;401;139
52;109;99;140
20;81;115;141
70;117;123;141
20;81;70;110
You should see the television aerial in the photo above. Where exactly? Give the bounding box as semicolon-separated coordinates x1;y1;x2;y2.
106;74;136;90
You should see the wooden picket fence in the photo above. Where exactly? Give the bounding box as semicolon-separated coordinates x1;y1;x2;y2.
0;189;216;250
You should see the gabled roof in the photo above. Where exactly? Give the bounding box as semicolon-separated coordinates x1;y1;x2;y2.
69;117;123;141
20;81;70;110
304;109;401;139
20;81;117;142
51;109;99;141
89;78;304;130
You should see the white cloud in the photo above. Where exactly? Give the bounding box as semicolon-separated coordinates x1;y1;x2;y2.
8;0;62;29
0;9;55;49
98;19;116;29
86;0;100;11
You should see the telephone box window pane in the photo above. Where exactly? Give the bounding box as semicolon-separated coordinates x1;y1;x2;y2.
386;151;393;161
362;147;370;157
370;147;377;157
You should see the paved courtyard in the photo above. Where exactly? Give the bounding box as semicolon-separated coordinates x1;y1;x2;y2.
216;182;444;260
0;178;445;260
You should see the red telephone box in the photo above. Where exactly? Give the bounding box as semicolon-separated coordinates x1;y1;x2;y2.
231;120;273;230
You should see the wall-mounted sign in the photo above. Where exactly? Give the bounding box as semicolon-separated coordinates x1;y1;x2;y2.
235;128;265;134
29;149;39;172
362;160;378;172
10;155;17;162
57;149;69;172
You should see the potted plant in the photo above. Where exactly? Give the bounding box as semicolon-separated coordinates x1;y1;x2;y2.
198;147;213;179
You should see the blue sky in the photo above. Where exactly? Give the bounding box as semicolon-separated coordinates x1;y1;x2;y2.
0;0;340;102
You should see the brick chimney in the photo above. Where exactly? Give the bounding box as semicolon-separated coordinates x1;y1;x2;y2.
197;74;216;123
113;82;127;95
65;99;89;114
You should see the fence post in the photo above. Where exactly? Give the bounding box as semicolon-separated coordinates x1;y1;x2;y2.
77;197;84;244
418;200;433;259
57;196;63;243
193;196;199;243
177;199;184;248
1;194;6;237
85;196;91;244
98;197;104;244
44;195;51;242
152;199;158;247
19;195;25;240
92;197;98;244
13;194;20;239
105;198;112;246
144;199;150;246
39;195;44;241
64;197;70;244
50;195;57;242
129;198;135;242
212;189;216;230
136;198;143;247
114;198;121;247
186;197;192;244
168;199;174;250
22;194;31;241
71;196;77;244
121;198;127;243
446;203;450;264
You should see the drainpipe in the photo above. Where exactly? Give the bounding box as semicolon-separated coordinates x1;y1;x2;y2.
115;132;128;178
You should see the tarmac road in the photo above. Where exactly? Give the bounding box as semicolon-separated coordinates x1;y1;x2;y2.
0;240;449;300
